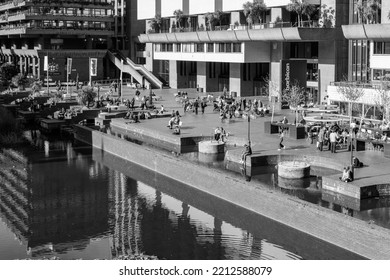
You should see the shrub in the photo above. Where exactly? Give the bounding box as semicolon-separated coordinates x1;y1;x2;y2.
0;107;22;145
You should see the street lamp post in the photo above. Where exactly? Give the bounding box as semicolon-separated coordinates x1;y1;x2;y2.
247;114;251;149
350;130;355;180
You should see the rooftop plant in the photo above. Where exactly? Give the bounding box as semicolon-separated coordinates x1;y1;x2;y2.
355;0;381;24
242;0;267;25
286;0;316;27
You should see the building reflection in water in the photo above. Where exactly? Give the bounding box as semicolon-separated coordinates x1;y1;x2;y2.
0;142;110;259
1;136;382;260
104;164;305;260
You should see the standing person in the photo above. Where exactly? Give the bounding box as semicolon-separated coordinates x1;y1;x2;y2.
194;98;199;115
201;99;207;114
278;129;285;150
317;127;325;151
242;98;247;110
329;130;339;153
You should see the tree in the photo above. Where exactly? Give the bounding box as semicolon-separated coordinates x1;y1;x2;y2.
0;62;18;89
205;12;218;30
262;75;281;122
148;13;162;33
78;86;96;108
336;79;365;124
356;0;381;24
243;0;267;25
31;80;43;95
319;4;335;28
375;83;390;122
173;9;184;28
213;10;224;29
286;0;316;27
12;73;29;90
282;81;306;126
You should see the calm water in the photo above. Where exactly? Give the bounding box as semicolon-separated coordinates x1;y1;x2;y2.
0;133;366;260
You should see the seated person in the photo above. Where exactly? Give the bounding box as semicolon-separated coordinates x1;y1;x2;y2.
168;116;180;129
367;120;374;128
159;105;165;114
352;156;363;168
340;166;353;182
124;111;132;120
172;125;181;135
381;132;388;142
240;144;252;164
280;116;288;124
214;127;221;141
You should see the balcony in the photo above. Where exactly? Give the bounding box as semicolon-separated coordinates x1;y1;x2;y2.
140;21;341;44
0;0;26;12
0;24;114;36
24;0;114;10
0;11;114;23
342;24;390;40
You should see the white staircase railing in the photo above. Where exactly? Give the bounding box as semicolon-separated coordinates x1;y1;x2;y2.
107;50;163;89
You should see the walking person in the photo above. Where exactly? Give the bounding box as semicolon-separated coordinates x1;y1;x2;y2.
201;100;207;114
278;129;285;150
317;127;325;151
329;130;339;153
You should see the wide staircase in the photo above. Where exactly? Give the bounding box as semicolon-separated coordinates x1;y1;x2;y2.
107;50;163;89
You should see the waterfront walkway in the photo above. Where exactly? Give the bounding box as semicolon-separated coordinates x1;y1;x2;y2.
116;87;390;187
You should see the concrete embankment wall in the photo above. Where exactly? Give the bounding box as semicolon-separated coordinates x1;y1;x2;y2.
74;125;390;259
110;120;211;153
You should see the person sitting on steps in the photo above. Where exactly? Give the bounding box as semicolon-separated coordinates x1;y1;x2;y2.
340;166;353;182
240;143;252;164
352;156;363;168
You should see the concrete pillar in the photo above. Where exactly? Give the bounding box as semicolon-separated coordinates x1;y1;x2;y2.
197;61;207;92
270;62;281;100
32;56;36;76
271;8;283;22
197;14;206;30
169;60;178;89
230;11;240;26
36;56;40;78
86;37;93;49
383;0;390;23
20;56;24;73
229;63;241;97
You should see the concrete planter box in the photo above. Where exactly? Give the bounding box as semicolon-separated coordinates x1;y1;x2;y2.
289;125;306;139
264;121;279;134
384;143;390;158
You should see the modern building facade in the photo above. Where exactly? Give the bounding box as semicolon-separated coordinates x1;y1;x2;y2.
0;0;151;85
137;0;350;103
327;0;390;120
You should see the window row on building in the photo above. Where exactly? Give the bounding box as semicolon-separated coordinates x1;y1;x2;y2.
155;42;242;54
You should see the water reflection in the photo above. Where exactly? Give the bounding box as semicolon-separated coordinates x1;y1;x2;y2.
0;136;371;259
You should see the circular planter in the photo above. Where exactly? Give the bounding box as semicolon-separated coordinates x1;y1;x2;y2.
198;140;225;154
278;161;310;179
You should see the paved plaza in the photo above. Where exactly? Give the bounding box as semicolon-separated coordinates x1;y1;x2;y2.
111;87;390;184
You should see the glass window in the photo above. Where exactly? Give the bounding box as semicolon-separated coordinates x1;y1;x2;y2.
207;43;214;52
176;43;181;52
233;43;241;53
226;43;232;53
196;43;204;52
